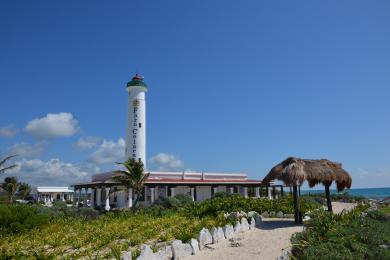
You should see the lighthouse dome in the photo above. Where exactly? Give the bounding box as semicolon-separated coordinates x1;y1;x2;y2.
127;74;148;88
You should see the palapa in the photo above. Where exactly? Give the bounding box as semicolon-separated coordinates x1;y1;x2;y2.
262;157;352;223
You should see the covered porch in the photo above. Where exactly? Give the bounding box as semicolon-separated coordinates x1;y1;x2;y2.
73;180;285;211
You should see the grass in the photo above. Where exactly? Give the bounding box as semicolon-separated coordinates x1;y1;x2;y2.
379;205;390;215
0;210;223;258
291;204;390;259
0;195;318;258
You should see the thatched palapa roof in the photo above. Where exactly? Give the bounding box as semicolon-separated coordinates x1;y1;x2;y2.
262;157;352;191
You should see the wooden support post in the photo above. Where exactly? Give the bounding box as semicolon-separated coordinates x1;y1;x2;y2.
293;185;302;224
325;184;333;212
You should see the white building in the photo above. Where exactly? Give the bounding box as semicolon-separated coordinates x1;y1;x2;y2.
73;74;283;210
36;186;74;205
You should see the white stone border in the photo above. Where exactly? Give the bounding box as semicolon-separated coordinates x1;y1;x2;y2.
131;212;263;260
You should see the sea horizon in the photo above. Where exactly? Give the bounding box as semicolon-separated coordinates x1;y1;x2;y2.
301;187;390;199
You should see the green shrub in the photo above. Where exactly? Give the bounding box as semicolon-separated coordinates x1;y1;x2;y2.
184;194;318;218
0;204;50;234
154;194;194;210
212;191;231;198
292;205;390;260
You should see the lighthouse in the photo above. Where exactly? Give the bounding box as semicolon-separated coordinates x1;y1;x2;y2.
125;74;147;167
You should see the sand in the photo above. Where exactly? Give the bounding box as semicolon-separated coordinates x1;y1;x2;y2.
183;202;356;260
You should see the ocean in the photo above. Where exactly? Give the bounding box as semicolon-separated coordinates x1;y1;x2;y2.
301;187;390;200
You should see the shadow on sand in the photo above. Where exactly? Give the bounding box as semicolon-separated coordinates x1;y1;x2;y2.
258;219;301;230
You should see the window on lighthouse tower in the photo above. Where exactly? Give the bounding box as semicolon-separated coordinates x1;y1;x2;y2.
139;123;142;128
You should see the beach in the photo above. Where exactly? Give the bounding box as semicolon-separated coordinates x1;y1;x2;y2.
183;202;356;260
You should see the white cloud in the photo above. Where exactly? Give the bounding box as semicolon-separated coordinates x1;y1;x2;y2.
149;153;185;171
74;136;102;150
7;142;46;157
88;138;125;165
24;112;79;139
6;158;100;186
0;124;17;137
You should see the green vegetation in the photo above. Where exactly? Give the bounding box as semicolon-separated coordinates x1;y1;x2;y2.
1;177;19;204
0;195;317;258
184;194;318;218
291;204;390;259
113;158;149;207
379;206;390;216
302;192;366;206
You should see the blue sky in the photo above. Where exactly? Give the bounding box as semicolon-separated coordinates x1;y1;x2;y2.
1;1;389;188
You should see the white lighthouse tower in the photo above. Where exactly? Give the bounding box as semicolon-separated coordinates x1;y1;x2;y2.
125;74;147;167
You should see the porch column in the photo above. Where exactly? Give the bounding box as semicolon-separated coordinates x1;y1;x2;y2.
96;188;102;206
154;187;159;201
190;187;195;201
83;188;88;207
243;187;248;198
170;187;175;197
105;187;110;211
255;187;260;198
50;193;53;202
268;186;272;200
78;188;82;206
150;187;155;203
128;188;133;208
213;186;218;195
61;193;65;201
229;187;234;194
90;188;95;208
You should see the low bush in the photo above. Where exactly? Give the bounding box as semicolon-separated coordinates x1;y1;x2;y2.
153;194;194;210
184;194;318;218
0;204;50;234
291;204;390;259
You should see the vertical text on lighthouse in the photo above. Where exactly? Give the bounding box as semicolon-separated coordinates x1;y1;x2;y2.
125;74;147;167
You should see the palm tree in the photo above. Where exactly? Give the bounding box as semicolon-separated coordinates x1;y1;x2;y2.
18;182;31;200
1;177;19;204
113;158;149;207
0;155;17;174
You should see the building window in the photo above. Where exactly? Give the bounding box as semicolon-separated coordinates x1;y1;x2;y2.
139;123;142;128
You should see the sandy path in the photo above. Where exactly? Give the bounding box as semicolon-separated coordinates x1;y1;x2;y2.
183;202;356;260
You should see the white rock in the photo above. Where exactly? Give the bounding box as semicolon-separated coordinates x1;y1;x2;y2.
254;215;264;228
211;227;225;243
171;240;192;259
121;251;132;260
197;228;212;250
240;217;250;231
269;211;276;217
276;211;284;218
190;238;199;255
261;211;269;218
226;212;239;220
136;245;157;260
223;224;234;239
156;245;173;260
233;221;241;233
217;227;225;240
249;217;256;229
239;211;247;218
247;211;259;218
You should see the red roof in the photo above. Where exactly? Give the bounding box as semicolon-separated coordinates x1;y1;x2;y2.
145;178;262;184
